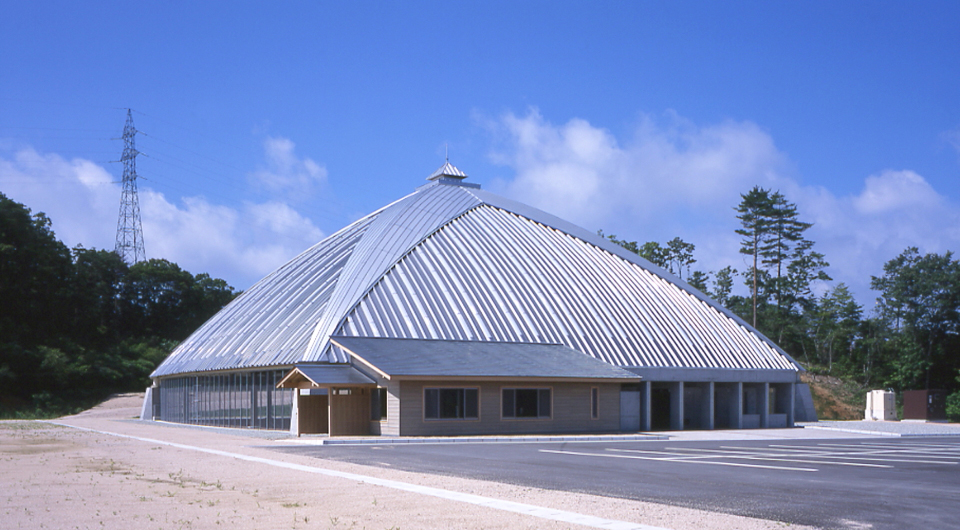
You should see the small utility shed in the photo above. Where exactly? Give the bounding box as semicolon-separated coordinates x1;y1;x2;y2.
146;161;811;436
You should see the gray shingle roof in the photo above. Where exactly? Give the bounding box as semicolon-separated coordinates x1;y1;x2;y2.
330;337;642;380
277;364;376;388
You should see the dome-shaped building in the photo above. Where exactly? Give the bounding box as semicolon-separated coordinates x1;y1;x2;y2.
145;163;811;436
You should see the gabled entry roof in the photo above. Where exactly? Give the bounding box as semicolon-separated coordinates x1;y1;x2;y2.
277;364;376;388
330;337;642;382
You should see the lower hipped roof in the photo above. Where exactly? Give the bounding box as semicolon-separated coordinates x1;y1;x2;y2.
330;336;642;381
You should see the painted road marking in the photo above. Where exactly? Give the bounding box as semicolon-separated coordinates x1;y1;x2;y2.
722;446;959;465
540;448;819;472
48;422;669;530
658;447;891;468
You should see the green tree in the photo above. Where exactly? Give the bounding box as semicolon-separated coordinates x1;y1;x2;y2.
735;187;828;340
735;186;775;327
871;247;960;389
665;237;696;279
709;266;738;307
809;283;861;371
70;247;129;346
121;259;238;341
0;193;238;416
0;193;73;345
763;192;813;310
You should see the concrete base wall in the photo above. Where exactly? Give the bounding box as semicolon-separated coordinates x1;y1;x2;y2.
794;383;818;422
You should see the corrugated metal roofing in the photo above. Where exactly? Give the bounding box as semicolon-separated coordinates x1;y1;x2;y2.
330;337;641;380
151;210;380;376
152;172;801;379
340;204;798;370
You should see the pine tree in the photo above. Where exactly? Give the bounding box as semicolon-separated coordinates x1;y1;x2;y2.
735;186;775;327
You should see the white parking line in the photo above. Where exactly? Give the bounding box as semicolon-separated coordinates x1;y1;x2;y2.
632;447;891;468
48;422;669;530
726;446;959;465
812;443;960;457
540;449;818;472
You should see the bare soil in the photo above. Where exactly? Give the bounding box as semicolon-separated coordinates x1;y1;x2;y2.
802;372;863;420
1;393;815;530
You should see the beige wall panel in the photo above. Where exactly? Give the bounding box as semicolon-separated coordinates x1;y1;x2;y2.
298;395;328;434
330;389;371;436
381;380;401;436
398;381;621;436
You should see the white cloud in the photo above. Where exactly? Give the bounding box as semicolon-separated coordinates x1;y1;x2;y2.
487;109;791;234
0;147;325;290
852;170;942;214
249;136;327;201
485;110;960;307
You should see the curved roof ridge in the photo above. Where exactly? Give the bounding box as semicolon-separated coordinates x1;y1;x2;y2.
303;183;484;362
150;208;382;377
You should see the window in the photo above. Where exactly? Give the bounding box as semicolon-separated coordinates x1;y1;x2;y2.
591;387;599;419
424;388;479;420
502;388;551;419
371;388;387;421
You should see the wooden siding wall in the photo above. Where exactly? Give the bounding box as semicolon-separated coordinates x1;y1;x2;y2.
330;389;371;436
381;380;401;436
298;395;328;434
397;381;621;436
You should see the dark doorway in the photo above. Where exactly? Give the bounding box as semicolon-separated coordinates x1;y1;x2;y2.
651;388;671;430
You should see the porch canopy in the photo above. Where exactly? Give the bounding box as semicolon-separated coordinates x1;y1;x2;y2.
276;364;376;389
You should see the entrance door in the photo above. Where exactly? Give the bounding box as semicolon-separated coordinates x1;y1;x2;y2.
298;395;328;434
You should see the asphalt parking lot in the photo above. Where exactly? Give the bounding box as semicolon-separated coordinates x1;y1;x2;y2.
269;435;960;530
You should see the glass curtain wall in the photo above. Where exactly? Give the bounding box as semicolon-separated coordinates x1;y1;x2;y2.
156;370;293;430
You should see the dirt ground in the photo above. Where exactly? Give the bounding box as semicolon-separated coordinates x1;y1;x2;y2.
801;373;862;420
1;394;814;530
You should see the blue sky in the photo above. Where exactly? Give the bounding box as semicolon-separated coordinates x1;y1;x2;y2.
2;1;959;309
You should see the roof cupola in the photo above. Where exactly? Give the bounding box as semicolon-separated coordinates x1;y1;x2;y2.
425;159;479;188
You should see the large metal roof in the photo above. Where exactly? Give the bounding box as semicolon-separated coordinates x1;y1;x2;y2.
152;164;801;378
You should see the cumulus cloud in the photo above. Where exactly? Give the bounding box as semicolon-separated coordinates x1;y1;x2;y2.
486;109;791;234
0;147;325;290
485;110;960;306
249;136;327;201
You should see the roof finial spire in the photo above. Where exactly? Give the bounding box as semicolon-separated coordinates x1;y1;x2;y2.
445;143;449;162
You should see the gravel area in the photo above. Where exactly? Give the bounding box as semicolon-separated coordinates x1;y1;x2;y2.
801;420;960;436
1;393;816;530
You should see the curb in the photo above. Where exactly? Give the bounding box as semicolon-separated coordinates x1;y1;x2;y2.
290;433;669;445
801;424;960;438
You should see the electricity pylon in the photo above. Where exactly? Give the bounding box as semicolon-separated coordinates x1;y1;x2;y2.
114;109;146;263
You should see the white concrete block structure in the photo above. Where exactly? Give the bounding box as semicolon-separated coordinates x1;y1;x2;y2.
147;162;811;436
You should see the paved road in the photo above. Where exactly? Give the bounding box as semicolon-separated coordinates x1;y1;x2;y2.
269;436;960;530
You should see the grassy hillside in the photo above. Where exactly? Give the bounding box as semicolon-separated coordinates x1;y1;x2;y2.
801;372;864;421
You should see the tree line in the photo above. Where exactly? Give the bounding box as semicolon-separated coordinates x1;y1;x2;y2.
0;192;238;416
603;186;960;418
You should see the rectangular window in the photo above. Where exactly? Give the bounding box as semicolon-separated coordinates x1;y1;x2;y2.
502;388;551;419
424;388;479;420
591;387;599;419
371;388;388;421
